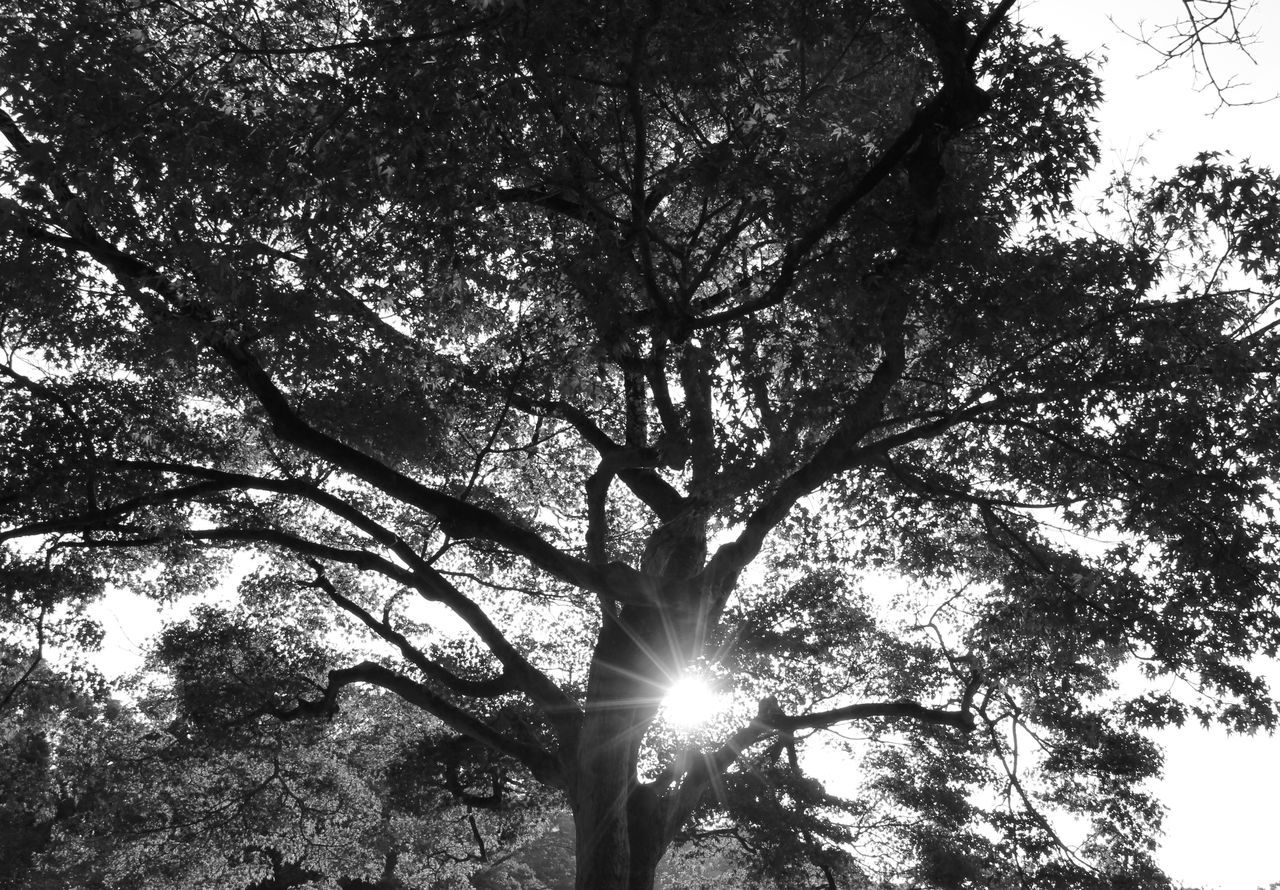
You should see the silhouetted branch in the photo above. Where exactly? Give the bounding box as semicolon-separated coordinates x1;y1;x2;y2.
658;691;978;844
303;568;516;698
0;606;45;713
274;660;564;785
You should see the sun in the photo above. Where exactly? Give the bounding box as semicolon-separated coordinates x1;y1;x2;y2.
661;676;724;730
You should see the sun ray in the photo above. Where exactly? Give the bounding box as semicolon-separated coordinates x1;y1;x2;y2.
661;676;724;730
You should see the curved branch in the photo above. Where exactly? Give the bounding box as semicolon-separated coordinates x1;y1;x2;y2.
659;693;977;846
693;0;995;330
215;337;658;603
781;698;977;733
691;114;931;328
873;454;1081;510
967;0;1018;65
0;607;46;714
214;526;589;738
496;186;603;223
304;568;515;698
0;110;657;608
699;295;910;599
113;462;583;732
275;660;563;786
17;455;586;743
507;391;685;521
0;480;241;543
585;447;664;565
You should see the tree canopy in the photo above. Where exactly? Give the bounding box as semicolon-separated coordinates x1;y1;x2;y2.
0;621;556;890
3;1;1280;888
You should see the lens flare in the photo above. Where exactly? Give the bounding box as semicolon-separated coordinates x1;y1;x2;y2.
662;676;722;729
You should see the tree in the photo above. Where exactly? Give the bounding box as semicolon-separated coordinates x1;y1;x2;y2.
2;0;1279;888
2;611;553;890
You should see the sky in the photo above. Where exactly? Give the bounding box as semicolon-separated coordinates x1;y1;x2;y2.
1022;0;1280;175
1014;2;1280;889
76;2;1280;888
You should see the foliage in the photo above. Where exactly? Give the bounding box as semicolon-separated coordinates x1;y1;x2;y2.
2;631;550;890
3;1;1280;888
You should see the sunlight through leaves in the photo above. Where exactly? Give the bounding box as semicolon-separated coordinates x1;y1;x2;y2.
660;676;728;731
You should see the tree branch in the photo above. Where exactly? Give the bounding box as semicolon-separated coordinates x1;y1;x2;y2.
693;0;994;329
585;447;664;565
304;568;516;698
660;693;977;845
0;109;660;607
968;0;1018;65
214;338;659;602
699;294;910;600
113;461;583;733
0;480;241;543
507;391;685;521
274;660;563;785
0;607;45;714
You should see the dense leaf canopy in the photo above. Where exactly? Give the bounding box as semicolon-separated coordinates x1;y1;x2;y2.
3;1;1280;888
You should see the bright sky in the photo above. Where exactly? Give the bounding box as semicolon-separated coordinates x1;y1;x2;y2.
1022;0;1280;174
1015;3;1280;888
80;3;1280;888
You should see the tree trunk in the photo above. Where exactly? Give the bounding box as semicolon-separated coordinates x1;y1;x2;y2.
624;784;665;890
570;734;667;890
570;610;681;890
571;725;633;890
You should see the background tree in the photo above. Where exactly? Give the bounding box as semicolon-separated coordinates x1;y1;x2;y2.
1;606;553;890
3;1;1280;888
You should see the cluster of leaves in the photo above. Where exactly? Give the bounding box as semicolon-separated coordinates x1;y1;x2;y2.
3;0;1280;887
0;607;555;890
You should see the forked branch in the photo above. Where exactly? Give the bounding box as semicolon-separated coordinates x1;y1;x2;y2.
659;691;979;844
